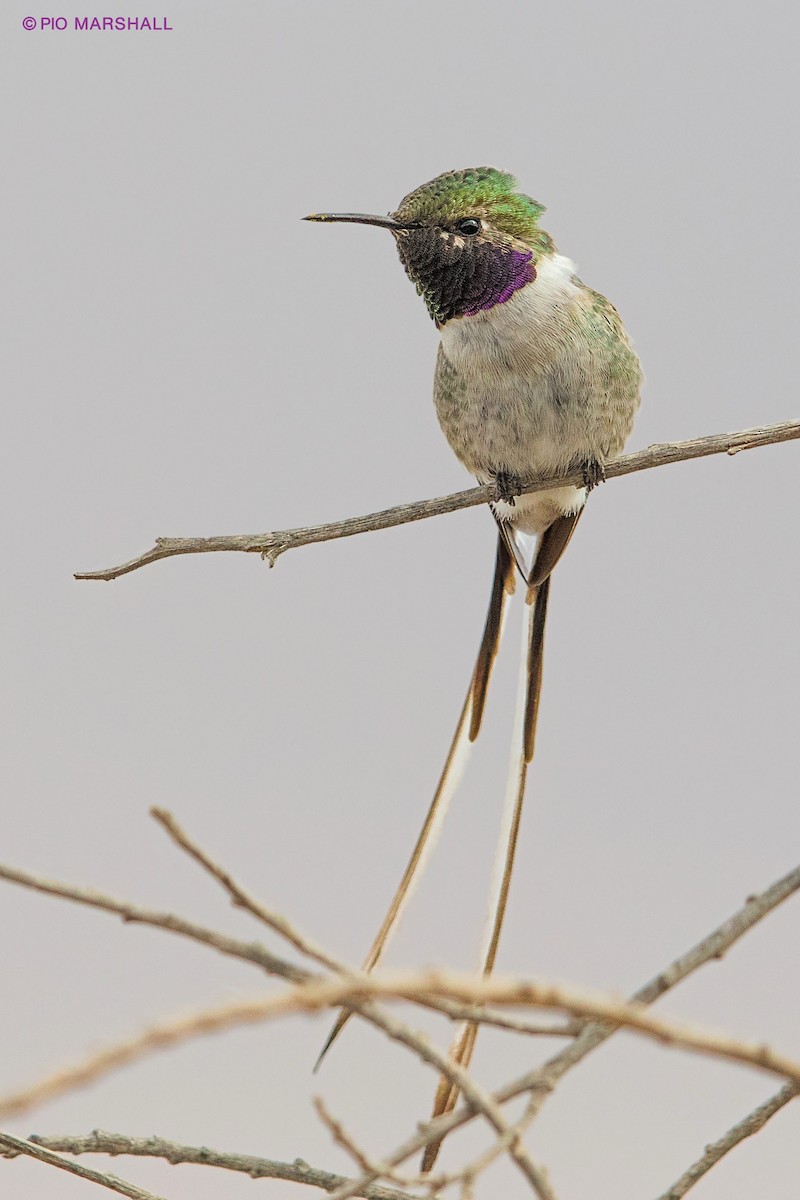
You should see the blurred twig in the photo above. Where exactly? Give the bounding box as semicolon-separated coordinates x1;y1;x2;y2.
2;849;798;1198
75;420;800;581
147;808;554;1197
0;828;555;1197
150;806;577;1040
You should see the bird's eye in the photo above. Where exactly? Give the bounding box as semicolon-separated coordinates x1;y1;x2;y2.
457;218;481;236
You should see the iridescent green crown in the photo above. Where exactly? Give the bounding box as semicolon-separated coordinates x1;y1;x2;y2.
393;167;547;246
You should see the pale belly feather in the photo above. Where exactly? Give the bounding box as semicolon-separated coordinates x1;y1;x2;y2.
434;254;640;534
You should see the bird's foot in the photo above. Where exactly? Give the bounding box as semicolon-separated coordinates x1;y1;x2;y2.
492;469;523;505
581;458;606;493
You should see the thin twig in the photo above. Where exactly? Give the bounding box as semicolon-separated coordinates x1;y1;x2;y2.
150;806;342;972
5;970;800;1125
442;1086;545;1192
147;808;555;1196
653;1083;799;1200
326;862;800;1199
318;997;556;1199
0;861;308;983
0;998;298;1120
7;1130;416;1200
150;806;577;1038
314;1097;404;1182
0;1129;167;1200
3;858;798;1195
75;420;800;580
0;855;550;1195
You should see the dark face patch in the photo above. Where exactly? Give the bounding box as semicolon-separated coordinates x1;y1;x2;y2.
394;227;536;327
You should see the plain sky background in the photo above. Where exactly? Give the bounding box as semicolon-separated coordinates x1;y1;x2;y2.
2;2;799;1198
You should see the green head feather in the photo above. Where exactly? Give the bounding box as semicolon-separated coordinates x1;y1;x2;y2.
393;167;552;254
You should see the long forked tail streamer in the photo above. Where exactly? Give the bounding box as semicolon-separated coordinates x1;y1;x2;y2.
314;535;515;1071
420;512;578;1172
420;593;539;1170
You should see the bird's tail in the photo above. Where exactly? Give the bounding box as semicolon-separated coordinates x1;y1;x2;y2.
420;511;580;1172
314;534;516;1071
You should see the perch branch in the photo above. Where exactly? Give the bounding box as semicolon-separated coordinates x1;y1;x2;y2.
75;420;800;581
653;1083;799;1200
0;1129;166;1200
6;1130;417;1200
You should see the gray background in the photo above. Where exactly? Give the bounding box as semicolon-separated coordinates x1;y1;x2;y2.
3;2;799;1197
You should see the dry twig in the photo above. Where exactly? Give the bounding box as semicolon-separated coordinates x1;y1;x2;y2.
326;862;800;1199
314;1097;409;1184
0;848;554;1197
8;1130;417;1200
147;809;554;1197
0;861;308;982
0;1129;166;1200
2;855;798;1197
4;971;800;1134
150;806;577;1040
20;1086;799;1200
653;1083;799;1200
0;998;306;1121
150;806;342;972
75;421;800;581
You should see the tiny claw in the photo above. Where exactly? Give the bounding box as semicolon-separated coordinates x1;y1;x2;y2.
581;458;606;492
493;469;522;505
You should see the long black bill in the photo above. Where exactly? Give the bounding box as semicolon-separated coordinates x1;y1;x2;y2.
303;212;406;230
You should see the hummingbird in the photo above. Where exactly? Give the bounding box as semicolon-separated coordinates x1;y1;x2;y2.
305;167;642;1170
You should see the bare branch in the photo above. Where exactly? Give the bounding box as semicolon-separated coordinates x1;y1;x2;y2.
327;862;800;1199
150;807;577;1038
18;1090;797;1200
0;1129;166;1200
75;420;800;581
0;996;307;1121
10;1130;417;1200
4;854;798;1195
653;1083;799;1200
6;969;800;1128
146;809;556;1195
0;860;308;983
314;1097;405;1183
0;854;549;1194
421;1007;578;1039
122;970;800;1077
149;806;341;972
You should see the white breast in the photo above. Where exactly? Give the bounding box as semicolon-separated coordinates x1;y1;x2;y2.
439;253;580;376
437;254;588;535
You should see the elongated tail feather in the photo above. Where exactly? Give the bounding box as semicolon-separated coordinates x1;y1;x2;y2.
469;536;517;739
314;536;515;1071
420;602;535;1170
420;512;579;1173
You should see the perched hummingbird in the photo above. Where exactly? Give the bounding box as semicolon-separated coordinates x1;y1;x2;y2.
305;167;642;1170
